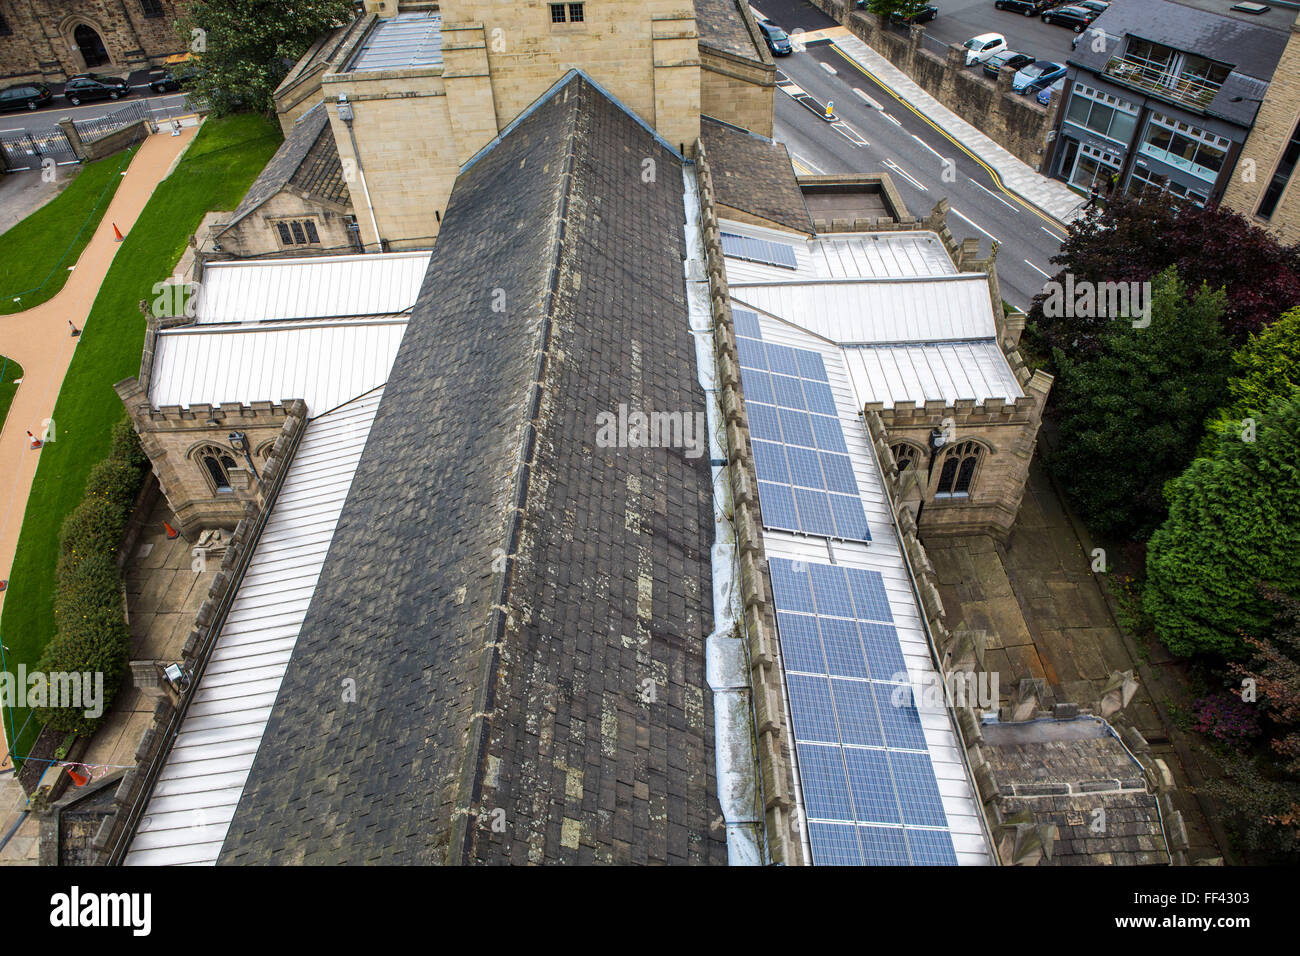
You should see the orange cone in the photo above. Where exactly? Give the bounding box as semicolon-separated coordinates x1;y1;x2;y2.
67;766;89;787
112;223;124;242
26;430;42;449
163;521;180;539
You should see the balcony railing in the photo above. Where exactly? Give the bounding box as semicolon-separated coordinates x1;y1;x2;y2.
1102;56;1220;110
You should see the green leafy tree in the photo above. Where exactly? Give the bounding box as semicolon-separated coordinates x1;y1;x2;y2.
1144;392;1300;657
865;0;930;21
1201;306;1300;453
179;0;356;115
1048;267;1231;539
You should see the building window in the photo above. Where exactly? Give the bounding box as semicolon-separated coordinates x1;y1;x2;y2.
569;3;585;21
891;442;921;474
275;219;320;246
551;3;583;22
140;0;165;18
1257;117;1300;221
196;445;238;494
934;441;982;499
1138;112;1231;184
550;3;567;22
1063;84;1138;146
1128;164;1207;206
0;12;11;37
1067;142;1122;193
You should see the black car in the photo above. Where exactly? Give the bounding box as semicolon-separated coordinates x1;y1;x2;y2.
890;4;939;24
63;73;131;106
148;69;182;93
982;49;1035;78
0;82;52;112
994;0;1050;14
757;20;792;56
1041;5;1096;31
1075;0;1110;13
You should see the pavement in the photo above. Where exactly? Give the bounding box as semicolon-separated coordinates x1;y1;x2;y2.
0;167;78;236
0;123;199;772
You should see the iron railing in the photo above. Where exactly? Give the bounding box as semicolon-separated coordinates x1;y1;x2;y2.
1102;55;1220;110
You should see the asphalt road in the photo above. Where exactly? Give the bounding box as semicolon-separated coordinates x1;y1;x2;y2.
751;0;1065;309
924;0;1088;64
0;68;192;137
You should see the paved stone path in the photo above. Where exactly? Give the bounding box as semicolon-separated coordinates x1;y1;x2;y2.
0;125;199;772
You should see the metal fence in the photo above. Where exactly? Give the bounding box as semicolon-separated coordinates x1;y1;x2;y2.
0;126;75;171
73;100;152;145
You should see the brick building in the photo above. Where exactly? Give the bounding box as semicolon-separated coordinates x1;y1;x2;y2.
0;0;187;83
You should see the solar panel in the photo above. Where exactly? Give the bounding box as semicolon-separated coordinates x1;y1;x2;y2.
721;232;799;269
732;311;871;543
769;557;958;866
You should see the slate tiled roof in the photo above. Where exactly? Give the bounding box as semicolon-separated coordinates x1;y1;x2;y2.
982;718;1170;865
218;105;350;235
695;0;765;62
218;73;726;865
701;118;813;235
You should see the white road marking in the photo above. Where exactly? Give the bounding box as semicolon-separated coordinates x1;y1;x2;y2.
833;122;869;147
780;83;807;97
1024;259;1052;279
1040;225;1067;243
883;159;927;192
791;151;825;174
820;62;837;74
969;178;1019;212
881;112;902;126
910;133;945;161
951;206;1000;243
852;88;883;109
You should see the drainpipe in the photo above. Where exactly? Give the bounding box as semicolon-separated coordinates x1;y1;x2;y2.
337;94;383;252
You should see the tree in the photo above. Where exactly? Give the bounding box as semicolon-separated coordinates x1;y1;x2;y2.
864;0;930;21
1236;587;1300;774
1144;391;1300;658
1048;267;1231;539
179;0;356;116
1201;306;1300;453
1028;195;1300;359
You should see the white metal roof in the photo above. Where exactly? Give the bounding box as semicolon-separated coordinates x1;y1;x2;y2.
752;313;992;864
730;275;998;344
149;318;406;414
718;219;957;284
843;342;1023;408
197;251;430;323
347;11;443;72
124;389;384;866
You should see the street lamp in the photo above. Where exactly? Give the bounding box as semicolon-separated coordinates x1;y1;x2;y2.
228;430;261;484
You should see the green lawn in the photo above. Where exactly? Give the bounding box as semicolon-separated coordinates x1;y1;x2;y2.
0;114;282;766
0;357;23;434
0;151;132;315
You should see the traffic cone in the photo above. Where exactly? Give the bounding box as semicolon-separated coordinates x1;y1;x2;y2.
0;580;7;592
163;520;180;539
112;223;124;242
66;766;89;787
26;430;42;449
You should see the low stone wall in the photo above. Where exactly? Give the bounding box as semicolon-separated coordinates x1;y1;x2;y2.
57;118;152;163
807;4;1057;170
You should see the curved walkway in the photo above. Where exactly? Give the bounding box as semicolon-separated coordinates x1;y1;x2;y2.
0;126;198;772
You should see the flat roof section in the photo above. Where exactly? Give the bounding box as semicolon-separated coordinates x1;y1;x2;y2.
347;11;444;72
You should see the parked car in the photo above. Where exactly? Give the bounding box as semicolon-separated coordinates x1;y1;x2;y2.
1041;5;1096;31
757;20;793;56
148;69;182;93
1012;60;1067;93
983;49;1036;78
63;73;130;106
0;82;52;112
890;4;939;24
1037;76;1066;105
964;33;1008;65
1075;0;1110;13
994;0;1050;15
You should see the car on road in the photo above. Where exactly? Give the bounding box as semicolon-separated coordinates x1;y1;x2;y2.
994;0;1051;15
1041;4;1097;32
890;4;939;24
1012;60;1067;93
63;73;131;105
148;69;182;93
1037;76;1066;105
757;20;793;56
964;33;1008;65
983;49;1036;78
0;82;52;112
1075;0;1110;13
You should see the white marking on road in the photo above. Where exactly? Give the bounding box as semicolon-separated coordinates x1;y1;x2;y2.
883;159;927;192
820;62;838;74
1024;259;1052;279
950;206;1000;243
969;178;1019;212
852;88;883;109
1040;225;1067;243
910;133;944;161
780;83;806;97
881;112;902;126
833;122;869;147
791;152;825;174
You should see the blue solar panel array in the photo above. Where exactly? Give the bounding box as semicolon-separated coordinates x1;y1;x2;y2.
733;309;871;543
769;557;958;866
721;232;799;269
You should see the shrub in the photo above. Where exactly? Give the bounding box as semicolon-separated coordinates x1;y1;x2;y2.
110;418;149;472
57;496;128;576
85;456;145;515
1190;692;1260;748
34;605;130;735
53;551;122;628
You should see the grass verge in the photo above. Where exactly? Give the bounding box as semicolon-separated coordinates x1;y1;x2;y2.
0;357;22;434
0;151;132;315
0;113;282;766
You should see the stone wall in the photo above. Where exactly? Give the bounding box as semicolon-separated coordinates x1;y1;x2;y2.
700;47;775;139
0;0;187;83
214;188;357;258
696;139;806;866
806;4;1058;170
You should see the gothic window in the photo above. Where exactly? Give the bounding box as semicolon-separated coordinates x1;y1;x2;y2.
890;442;921;474
276;219;321;246
196;445;237;494
140;0;165;18
934;441;983;498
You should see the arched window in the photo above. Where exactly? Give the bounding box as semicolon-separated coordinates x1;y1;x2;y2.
934;441;983;499
195;445;237;494
73;24;109;68
890;442;921;474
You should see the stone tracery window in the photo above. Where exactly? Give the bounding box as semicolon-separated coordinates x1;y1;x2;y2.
934;440;983;499
195;444;237;494
890;441;921;474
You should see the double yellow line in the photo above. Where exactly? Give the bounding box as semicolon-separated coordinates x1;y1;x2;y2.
829;43;1069;233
